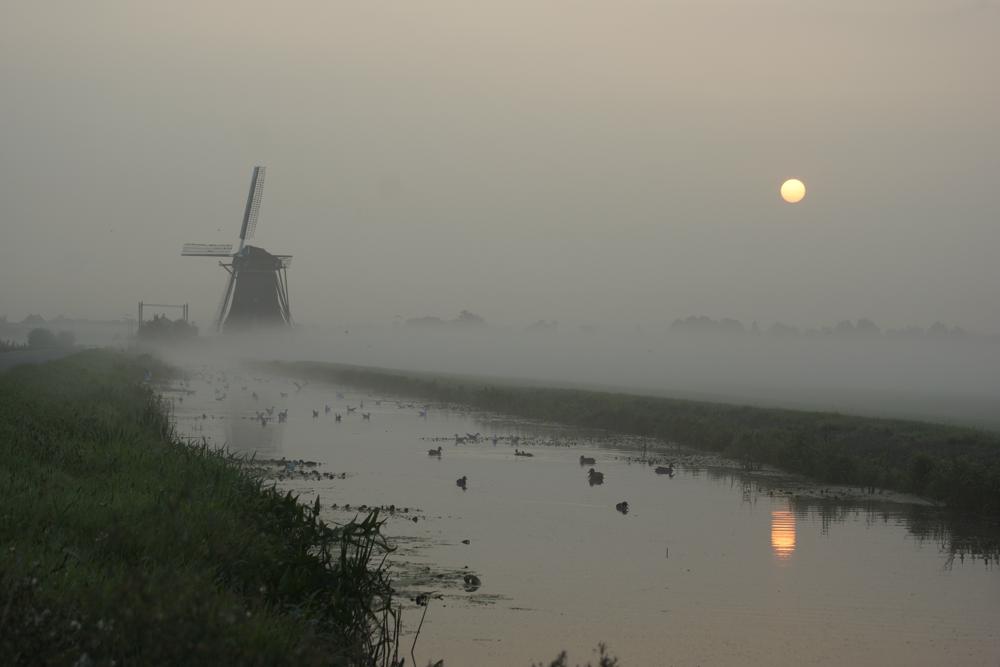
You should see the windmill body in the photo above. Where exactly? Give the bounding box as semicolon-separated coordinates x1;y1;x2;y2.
182;167;293;332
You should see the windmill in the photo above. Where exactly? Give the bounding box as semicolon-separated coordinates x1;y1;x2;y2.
182;166;293;332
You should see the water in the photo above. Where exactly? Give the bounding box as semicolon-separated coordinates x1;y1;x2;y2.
167;367;1000;666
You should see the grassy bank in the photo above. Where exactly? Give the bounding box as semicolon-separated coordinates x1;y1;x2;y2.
266;361;1000;515
0;351;400;666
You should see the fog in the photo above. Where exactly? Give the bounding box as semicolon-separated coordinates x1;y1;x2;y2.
131;320;994;431
3;2;999;423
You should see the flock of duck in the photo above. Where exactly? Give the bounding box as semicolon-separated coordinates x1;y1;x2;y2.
174;368;679;521
426;436;677;515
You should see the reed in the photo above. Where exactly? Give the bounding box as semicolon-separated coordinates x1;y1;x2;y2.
0;350;400;666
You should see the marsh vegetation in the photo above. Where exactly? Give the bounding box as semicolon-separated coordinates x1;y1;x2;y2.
0;351;400;666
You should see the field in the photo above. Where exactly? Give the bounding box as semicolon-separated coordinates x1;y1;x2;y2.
266;361;1000;516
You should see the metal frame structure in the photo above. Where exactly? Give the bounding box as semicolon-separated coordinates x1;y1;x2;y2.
138;302;189;327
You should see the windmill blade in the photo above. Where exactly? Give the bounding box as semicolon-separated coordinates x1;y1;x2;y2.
182;243;234;257
239;166;266;243
214;270;237;331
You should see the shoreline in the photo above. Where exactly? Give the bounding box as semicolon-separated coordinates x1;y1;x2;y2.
0;350;400;666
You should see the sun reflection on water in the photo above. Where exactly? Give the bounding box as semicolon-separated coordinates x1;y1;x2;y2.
771;509;796;562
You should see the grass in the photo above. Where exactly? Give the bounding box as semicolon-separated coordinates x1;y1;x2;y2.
263;361;1000;516
0;350;400;666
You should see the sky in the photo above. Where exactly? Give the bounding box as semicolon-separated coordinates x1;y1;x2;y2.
2;1;998;331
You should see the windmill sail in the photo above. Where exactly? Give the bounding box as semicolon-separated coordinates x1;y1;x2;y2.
182;243;233;256
214;269;237;331
238;166;266;248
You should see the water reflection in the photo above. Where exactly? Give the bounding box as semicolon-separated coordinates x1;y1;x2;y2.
787;497;1000;569
770;509;797;562
226;411;284;456
169;370;1000;666
708;467;1000;566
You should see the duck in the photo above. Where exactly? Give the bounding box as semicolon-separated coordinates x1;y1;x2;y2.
428;446;442;457
655;465;674;476
616;501;630;515
456;475;468;490
580;455;596;465
588;468;605;485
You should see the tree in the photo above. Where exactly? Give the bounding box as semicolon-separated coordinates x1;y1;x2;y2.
455;310;486;326
27;328;56;348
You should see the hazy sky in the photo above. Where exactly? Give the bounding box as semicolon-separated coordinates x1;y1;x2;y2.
2;1;998;330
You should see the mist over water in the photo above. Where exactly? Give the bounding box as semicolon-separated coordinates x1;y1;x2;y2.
151;322;1000;430
3;2;999;428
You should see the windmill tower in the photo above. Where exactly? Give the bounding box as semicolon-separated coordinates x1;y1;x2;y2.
182;167;293;332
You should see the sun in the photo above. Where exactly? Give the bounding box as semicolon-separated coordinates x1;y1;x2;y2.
780;178;806;204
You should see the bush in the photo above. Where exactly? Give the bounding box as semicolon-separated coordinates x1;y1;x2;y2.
26;327;55;348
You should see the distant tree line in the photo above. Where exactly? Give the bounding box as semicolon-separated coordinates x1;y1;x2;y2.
670;316;973;340
13;327;76;350
404;309;486;328
0;339;28;353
